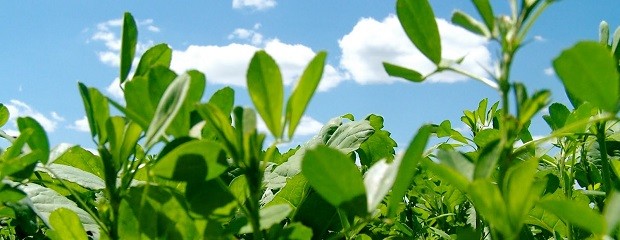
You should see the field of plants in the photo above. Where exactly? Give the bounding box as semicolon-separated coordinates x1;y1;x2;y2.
1;0;620;239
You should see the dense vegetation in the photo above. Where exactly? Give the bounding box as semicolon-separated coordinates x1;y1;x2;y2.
1;0;620;239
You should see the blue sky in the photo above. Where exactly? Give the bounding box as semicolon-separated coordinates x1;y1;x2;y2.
1;0;619;151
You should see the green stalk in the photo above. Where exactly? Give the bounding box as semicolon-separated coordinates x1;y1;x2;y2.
596;121;613;198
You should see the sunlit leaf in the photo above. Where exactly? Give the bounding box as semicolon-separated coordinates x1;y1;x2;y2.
247;50;284;138
383;62;424;82
538;198;605;234
134;43;172;78
302;146;367;217
451;10;490;37
286;51;326;139
120;12;138;83
0;104;8;127
47;208;88;240
472;0;495;33
396;0;442;64
553;41;619;112
152;140;228;181
17;117;50;164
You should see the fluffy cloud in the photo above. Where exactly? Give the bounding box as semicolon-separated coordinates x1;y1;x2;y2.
232;0;276;10
4;100;64;133
339;15;493;84
544;67;555;76
68;116;90;133
256;115;322;137
171;38;345;91
228;24;264;45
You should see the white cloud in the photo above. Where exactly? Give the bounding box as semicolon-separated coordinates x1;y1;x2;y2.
544;67;555;76
293;116;323;136
339;15;492;84
228;25;263;45
232;0;276;10
255;115;322;137
106;77;124;101
67;116;90;133
90;18;159;67
534;35;546;42
4;100;64;133
171;38;347;90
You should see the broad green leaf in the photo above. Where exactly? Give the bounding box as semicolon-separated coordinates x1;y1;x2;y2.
0;185;26;202
542;103;570;131
503;158;542;229
538;198;605;234
118;185;198;239
451;10;490;37
78;83;110;143
239;204;292;234
120;12;137;83
123;76;154;128
382;62;424;82
436;149;474;182
1;128;33;163
247;50;284;138
519;90;551;125
152;140;228;181
36;164;105;190
325;121;374;153
286;51;326;139
526;204;567;236
474;140;501;179
0;104;8;127
106;116;125;170
605;191;620;236
208;87;235;116
144;73;191;149
302;146;367;217
564;102;594;134
196;103;238;154
472;0;495;33
553;41;619;113
473;128;499;148
387;125;431;217
363;158;398;213
358;114;397;167
47;208;88;240
293;191;338;239
185;179;237;217
17;117;50;164
134;43;172;77
279;222;313;240
1;150;41;180
265;174;309;214
52;145;104;180
468;180;512;237
17;183;100;238
396;0;442;64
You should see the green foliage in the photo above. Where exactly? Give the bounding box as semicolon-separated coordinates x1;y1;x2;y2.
2;2;620;240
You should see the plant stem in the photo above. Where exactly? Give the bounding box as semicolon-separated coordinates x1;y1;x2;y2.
596;121;613;198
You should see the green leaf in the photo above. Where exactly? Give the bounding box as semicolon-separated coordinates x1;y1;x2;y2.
185;179;237;217
474;140;501;179
600;21;610;45
503;158;542;230
208;87;235;116
286;51;326;139
0;104;8;127
396;0;442;64
278;222;313;240
387;125;431;217
144;73;191;149
612;26;620;56
17;117;50;164
518;90;551;125
0;185;26;202
363;158;399;213
604;191;620;236
473;128;499;148
152;140;228;181
134;43;172;78
538;198;605;234
468;180;512;236
451;10;490;37
78;83;110;143
358;114;397;167
37;164;105;190
553;41;620;112
265;174;309;214
196;103;238;154
382;62;424;82
47;208;88;240
542;103;570;131
118;185;198;239
325;120;374;153
302;146;367;217
472;0;495;33
435;149;475;183
52;145;105;180
247;50;284;138
240;204;292;234
120;12;138;83
17;183;100;238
